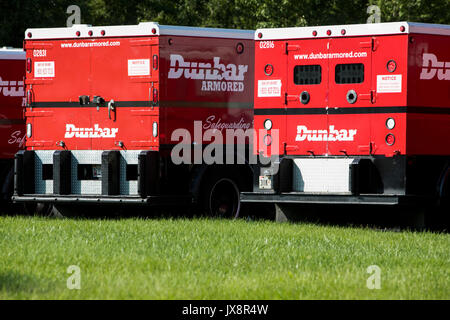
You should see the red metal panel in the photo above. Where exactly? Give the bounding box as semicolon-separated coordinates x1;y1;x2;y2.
158;36;254;147
254;39;286;156
25;36;160;151
90;37;159;150
407;34;450;108
254;33;417;157
0;58;25;158
406;114;450;155
25;33;254;153
371;35;408;107
327;36;372;155
406;33;450;155
25;39;92;150
286;39;329;156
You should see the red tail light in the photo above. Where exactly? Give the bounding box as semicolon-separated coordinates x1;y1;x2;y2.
153;88;158;104
264;64;273;76
26;58;32;73
153;55;158;70
386;134;395;145
387;60;397;73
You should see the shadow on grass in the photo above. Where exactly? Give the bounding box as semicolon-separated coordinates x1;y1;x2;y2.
0;270;57;297
7;201;448;234
257;203;449;234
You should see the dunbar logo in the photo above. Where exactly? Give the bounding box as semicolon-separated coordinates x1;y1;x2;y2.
168;54;248;92
420;53;450;80
64;124;118;138
0;77;24;97
296;125;357;142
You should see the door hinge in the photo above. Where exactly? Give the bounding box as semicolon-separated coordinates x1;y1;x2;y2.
371;37;378;51
358;90;376;103
359;37;378;51
284;92;298;105
285;42;300;54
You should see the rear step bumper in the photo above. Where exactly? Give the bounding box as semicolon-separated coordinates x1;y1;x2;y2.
14;149;161;198
240;192;433;206
12;194;193;206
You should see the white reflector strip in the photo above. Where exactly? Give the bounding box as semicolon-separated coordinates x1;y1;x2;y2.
292;158;354;193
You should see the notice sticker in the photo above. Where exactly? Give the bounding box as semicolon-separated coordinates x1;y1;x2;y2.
34;61;55;78
128;59;150;76
258;79;282;97
377;75;402;93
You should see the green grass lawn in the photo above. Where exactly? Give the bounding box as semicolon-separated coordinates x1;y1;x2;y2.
0;215;448;299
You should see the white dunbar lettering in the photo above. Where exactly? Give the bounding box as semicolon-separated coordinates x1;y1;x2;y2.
64;124;118;138
295;125;357;142
168;54;248;92
0;77;24;97
420;53;450;80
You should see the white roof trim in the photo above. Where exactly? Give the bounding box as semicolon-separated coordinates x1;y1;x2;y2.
409;22;450;36
0;48;25;60
255;21;450;40
25;22;254;40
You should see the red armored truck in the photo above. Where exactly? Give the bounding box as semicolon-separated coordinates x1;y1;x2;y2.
13;23;254;217
0;48;25;209
241;22;450;224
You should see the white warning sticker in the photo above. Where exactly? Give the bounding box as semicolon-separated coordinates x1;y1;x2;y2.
34;61;55;78
377;75;402;93
128;59;150;76
258;79;282;97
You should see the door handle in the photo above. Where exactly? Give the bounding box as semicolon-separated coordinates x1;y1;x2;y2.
108;99;115;120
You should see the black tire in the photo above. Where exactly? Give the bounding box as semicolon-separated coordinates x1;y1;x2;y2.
0;164;15;214
202;175;241;219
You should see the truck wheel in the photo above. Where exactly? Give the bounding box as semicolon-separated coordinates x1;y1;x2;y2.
203;177;241;219
428;167;450;230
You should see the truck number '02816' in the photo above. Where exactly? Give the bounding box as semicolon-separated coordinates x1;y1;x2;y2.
259;41;274;49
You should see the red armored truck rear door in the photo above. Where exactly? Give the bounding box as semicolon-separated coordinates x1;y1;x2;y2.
327;36;373;155
24;24;159;151
90;36;159;150
286;38;329;156
284;34;372;156
25;36;92;150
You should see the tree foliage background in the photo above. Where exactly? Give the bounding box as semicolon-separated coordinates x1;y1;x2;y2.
1;0;449;48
